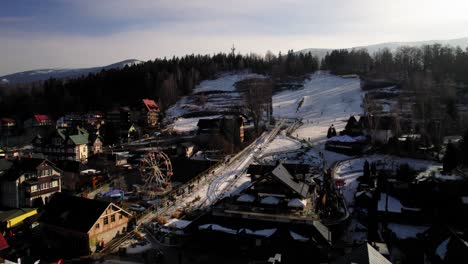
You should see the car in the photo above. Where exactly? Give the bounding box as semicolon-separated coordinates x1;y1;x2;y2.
128;204;146;212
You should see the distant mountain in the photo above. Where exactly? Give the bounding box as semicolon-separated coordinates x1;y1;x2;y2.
0;59;143;84
297;37;468;59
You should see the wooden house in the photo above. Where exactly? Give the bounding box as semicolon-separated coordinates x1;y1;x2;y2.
142;99;160;128
33;127;90;163
0;158;62;208
39;193;131;257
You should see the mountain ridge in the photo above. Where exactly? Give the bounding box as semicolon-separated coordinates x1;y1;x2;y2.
297;37;468;58
0;59;143;85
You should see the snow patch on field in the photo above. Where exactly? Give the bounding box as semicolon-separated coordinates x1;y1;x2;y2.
263;135;302;154
172;115;221;133
193;72;265;93
273;71;362;144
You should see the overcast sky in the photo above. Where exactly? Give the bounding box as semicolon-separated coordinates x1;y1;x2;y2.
1;0;467;75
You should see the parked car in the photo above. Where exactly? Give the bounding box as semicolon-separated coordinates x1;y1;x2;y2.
128;204;146;212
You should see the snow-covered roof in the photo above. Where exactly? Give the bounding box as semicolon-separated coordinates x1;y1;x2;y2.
164;219;192;230
236;194;256;203
415;166;464;182
387;223;429;239
287;198;307;208
355;191;373;199
260;196;281;205
244;228;277;238
378;193;402;213
290;230;309;242
198;224;237;235
328;135;366;143
271;163;309;198
436;238;449;260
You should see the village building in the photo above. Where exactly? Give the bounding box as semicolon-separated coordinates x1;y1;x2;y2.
186;163;330;262
39;193;131;257
141;99;160;128
0;157;62;208
88;133;103;155
32;127;90;163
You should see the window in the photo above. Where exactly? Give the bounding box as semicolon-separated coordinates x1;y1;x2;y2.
111;215;115;222
95;223;100;229
30;185;38;192
52;181;58;187
119;214;123;220
103;216;108;225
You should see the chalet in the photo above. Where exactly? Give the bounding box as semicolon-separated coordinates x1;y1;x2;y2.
0;158;62;208
33;127;89;163
187;163;330;262
39;193;131;257
33;114;53;127
142;99;160;127
89;133;103;155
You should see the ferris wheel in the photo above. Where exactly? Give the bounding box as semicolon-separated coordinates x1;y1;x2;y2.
139;150;173;197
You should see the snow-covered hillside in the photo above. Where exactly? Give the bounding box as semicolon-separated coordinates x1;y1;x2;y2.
193;72;265;94
0;59;142;84
166;72;266;134
273;71;362;143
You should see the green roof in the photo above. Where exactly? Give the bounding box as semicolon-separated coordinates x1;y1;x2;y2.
69;133;89;145
57;128;89;145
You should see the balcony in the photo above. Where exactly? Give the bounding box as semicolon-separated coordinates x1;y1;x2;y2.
26;186;60;198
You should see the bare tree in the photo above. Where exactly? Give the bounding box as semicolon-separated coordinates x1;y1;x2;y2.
243;78;273;134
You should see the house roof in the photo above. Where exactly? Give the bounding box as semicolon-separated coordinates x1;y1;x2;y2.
142;99;159;112
39;193;125;233
56;127;89;145
332;243;391;264
34;114;51;123
1;118;15;124
271;164;310;199
0;158;61;181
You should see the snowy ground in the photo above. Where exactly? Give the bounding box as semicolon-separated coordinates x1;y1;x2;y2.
172;115;221;134
193;72;265;94
334;155;438;209
165;72;266;133
273;71;363;144
262;134;302;155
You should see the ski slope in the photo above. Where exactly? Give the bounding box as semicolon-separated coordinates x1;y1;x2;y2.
273;71;362;144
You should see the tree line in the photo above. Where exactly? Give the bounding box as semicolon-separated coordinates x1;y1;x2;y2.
321;44;468;83
0;51;319;120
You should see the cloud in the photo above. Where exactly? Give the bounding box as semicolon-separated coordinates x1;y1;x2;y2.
1;0;468;75
0;16;33;23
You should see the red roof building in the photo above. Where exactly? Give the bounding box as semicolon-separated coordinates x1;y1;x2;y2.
34;114;53;126
142;99;160;113
142;99;159;127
